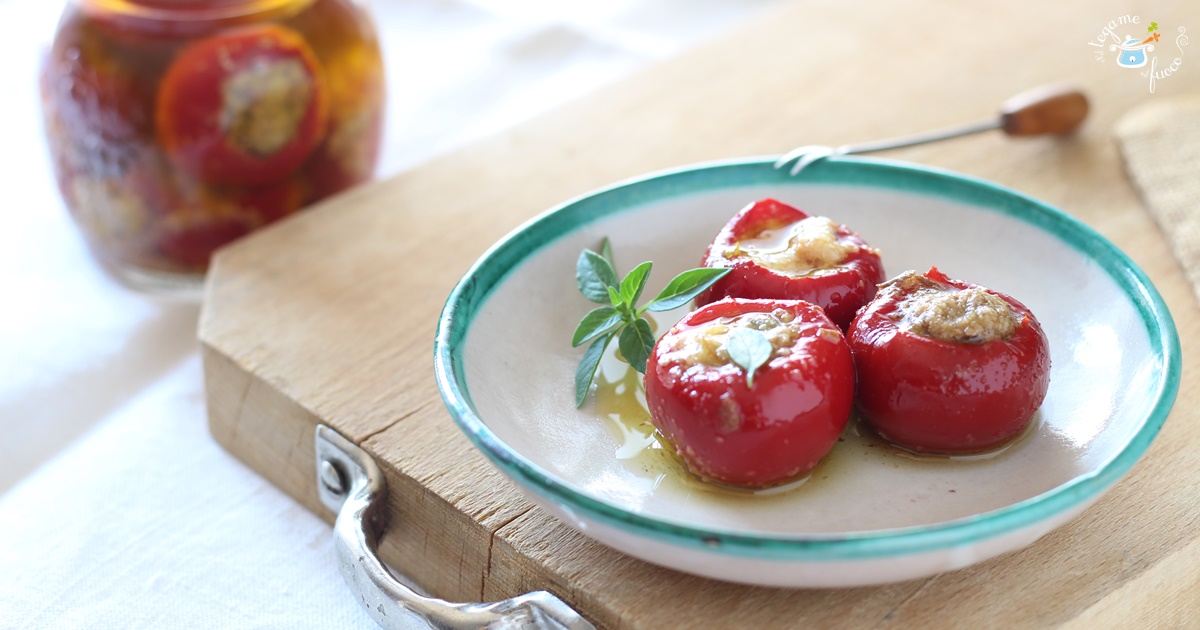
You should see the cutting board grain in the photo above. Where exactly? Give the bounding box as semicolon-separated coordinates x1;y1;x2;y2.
200;0;1200;627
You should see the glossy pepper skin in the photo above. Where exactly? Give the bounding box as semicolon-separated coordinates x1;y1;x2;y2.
156;24;329;186
848;268;1051;454
695;198;885;330
644;298;855;488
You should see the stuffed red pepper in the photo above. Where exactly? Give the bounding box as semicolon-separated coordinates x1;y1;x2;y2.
644;298;855;488
695;198;885;330
848;267;1051;454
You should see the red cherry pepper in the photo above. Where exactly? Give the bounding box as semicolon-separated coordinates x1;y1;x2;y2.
695;198;885;330
644;298;855;488
156;24;329;186
847;267;1051;454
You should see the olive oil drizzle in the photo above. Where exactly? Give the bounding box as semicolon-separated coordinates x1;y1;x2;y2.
592;364;657;461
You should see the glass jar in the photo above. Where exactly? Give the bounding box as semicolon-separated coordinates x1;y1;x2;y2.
41;0;385;295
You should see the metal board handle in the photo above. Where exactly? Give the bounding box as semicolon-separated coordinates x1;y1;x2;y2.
314;425;595;630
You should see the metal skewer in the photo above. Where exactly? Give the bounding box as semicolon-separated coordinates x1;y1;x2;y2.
775;83;1090;175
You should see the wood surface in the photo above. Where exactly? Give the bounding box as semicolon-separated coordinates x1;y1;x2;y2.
200;0;1200;627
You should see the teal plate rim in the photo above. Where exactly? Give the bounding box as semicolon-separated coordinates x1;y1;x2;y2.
433;156;1181;562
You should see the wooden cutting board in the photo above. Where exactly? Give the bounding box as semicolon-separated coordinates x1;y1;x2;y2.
200;0;1200;627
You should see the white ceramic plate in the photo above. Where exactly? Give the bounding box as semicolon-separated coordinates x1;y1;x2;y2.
434;157;1180;587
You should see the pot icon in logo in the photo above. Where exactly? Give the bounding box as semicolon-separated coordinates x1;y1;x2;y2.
1112;36;1157;68
1110;24;1162;69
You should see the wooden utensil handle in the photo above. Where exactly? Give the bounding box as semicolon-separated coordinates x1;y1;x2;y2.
1000;84;1090;136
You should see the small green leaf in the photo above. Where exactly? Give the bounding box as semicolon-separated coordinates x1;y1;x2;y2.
727;328;773;388
619;318;655;374
572;306;623;347
575;332;615;407
607;285;624;308
600;237;615;268
576;250;619;303
619;261;653;307
1148;21;1158;32
644;268;731;312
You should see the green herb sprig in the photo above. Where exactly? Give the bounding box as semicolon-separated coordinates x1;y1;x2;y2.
572;238;729;407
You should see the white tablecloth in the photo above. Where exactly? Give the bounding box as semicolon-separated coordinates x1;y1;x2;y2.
0;1;778;626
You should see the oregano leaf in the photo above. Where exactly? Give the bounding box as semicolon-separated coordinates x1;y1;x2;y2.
619;261;653;307
576;249;619;303
726;328;773;388
644;267;730;312
607;285;624;308
619;318;655;374
575;332;615;408
572;306;623;347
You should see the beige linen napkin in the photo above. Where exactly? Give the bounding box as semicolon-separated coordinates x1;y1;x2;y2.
1115;97;1200;301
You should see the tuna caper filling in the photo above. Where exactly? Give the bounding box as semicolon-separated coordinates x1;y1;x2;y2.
722;216;856;277
221;58;313;156
884;271;1019;343
658;308;800;369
